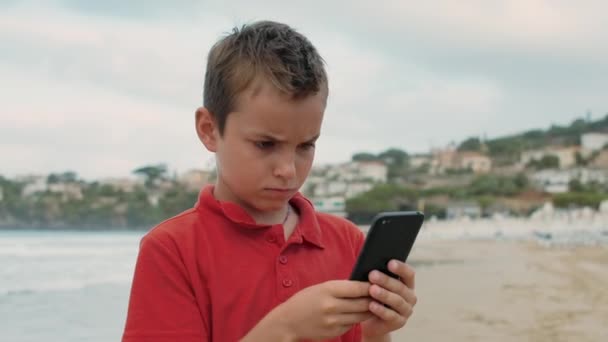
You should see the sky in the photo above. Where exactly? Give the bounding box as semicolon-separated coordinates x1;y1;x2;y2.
2;0;607;180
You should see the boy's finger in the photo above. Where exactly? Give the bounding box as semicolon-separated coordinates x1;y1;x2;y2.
334;297;373;313
369;300;408;326
338;312;374;325
327;280;371;298
389;260;415;289
368;270;406;297
369;284;415;316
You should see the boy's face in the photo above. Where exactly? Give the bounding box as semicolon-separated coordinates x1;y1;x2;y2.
197;81;326;215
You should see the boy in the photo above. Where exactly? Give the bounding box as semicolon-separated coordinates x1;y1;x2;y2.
122;21;417;342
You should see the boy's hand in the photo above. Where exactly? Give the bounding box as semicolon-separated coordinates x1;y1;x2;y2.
361;260;417;340
270;280;374;341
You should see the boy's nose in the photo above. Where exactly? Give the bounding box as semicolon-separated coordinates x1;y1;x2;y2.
273;156;296;179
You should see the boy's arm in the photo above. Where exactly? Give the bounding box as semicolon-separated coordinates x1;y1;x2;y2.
239;305;297;342
122;233;209;342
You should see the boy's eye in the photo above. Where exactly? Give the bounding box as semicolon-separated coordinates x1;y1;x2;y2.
255;141;276;149
299;142;316;150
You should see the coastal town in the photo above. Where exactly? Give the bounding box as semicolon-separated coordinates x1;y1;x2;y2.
1;119;608;229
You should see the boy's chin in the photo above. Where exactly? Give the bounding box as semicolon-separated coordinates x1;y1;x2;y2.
248;197;290;212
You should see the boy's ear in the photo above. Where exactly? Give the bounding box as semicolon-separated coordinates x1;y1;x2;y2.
195;107;219;152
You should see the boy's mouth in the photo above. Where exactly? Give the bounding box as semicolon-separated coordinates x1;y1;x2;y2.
265;188;294;193
264;187;297;196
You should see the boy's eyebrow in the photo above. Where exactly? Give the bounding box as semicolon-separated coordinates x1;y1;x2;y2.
253;133;320;142
306;134;321;142
254;133;283;141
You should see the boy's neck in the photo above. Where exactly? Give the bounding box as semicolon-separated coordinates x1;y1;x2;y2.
212;182;292;226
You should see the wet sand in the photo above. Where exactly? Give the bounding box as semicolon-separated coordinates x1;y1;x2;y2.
392;240;608;342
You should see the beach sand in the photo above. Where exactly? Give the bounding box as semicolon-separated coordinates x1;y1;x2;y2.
391;240;608;342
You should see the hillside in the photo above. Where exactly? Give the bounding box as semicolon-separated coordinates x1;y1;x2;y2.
459;114;608;165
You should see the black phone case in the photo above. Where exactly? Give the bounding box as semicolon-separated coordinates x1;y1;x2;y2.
349;211;424;281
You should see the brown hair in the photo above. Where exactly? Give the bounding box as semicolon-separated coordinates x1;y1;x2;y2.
203;20;328;135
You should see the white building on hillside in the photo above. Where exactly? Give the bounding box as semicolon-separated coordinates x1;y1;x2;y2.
530;168;608;193
304;160;388;199
99;177;142;192
48;182;84;201
581;132;608;151
178;169;212;191
20;175;48;196
356;161;388;183
409;154;432;169
520;146;580;169
456;152;492;173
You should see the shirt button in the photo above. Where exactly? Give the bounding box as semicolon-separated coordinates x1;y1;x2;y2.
266;234;276;243
282;279;293;288
279;255;288;264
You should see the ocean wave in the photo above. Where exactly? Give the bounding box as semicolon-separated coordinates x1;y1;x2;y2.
0;276;133;296
0;244;137;257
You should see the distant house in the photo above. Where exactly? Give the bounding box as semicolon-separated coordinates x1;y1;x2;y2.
591;150;608;168
313;180;348;197
520;146;580;169
581;132;608;151
430;147;491;174
355;161;388;183
430;147;458;174
345;182;374;198
99;177;141;193
530;168;608;193
307;160;387;199
530;170;570;193
409;154;432;169
20;175;48;196
177;169;212;192
446;201;482;219
455;152;492;174
48;182;84;201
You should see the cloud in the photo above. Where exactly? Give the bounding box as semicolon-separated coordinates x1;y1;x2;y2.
1;0;608;179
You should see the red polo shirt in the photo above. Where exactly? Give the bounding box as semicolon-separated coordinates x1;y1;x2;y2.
122;185;366;341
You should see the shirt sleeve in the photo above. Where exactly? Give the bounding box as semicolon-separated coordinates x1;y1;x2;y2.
122;232;209;342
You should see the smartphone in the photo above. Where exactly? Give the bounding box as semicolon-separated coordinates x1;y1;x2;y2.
349;211;424;281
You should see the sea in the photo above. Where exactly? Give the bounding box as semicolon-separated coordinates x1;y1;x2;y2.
1;220;607;342
0;230;143;342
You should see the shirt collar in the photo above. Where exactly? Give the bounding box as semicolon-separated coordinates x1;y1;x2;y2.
195;185;324;249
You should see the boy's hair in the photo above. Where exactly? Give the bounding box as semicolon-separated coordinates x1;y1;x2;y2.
203;20;328;135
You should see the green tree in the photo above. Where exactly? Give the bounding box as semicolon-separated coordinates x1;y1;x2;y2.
345;184;418;223
47;171;78;184
378;148;409;181
378;148;409;166
352;152;378;162
158;186;199;218
468;174;529;197
133;164;168;188
568;179;585;192
527;155;560;170
553;192;608;209
458;137;482;152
